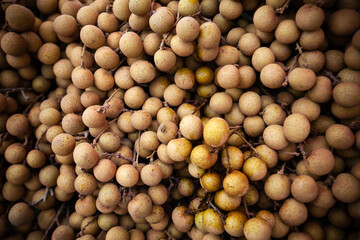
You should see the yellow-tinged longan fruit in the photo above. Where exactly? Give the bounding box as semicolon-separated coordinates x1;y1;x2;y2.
198;22;221;49
37;43;61;65
203;117;230;147
223;170;249;197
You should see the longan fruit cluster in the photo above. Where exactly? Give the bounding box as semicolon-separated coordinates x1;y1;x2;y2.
0;0;359;240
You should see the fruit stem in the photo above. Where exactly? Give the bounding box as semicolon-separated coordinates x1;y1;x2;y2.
23;93;44;114
234;131;259;157
91;117;118;147
275;0;291;14
41;203;65;240
295;42;308;68
323;69;341;86
97;88;122;113
80;45;86;69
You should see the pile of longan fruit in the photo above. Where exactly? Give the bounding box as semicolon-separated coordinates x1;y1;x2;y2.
0;0;359;239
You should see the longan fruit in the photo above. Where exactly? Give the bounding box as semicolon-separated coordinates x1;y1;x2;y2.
149;7;175;34
260;63;285;89
37;43;61;65
80;25;105;50
141;164;162;186
288;67;317;91
70;46;94;68
8;202;34;227
263;124;289;150
298;50;325;73
129;0;151;16
213;13;232;34
223;170;249;197
214;45;239;66
202;208;224;235
279;198;308;227
332;82;360;108
4;143;27;164
176;16;200;42
325;124;355;150
129;13;150;32
251;47;275;72
73;142;99;170
332;173;360;203
216;65;240;89
94;46;120;70
305;148;335;176
1;32;27;56
254;6;278;33
283;113;310;143
97;12;119;33
76;5;99;26
219;0;242;20
128;193;152;219
116;164;139;187
130;60;156;84
291;175;318;203
170;35;195;57
239;91;261;116
275;19;300;44
226;27;246;47
166;137;192;162
196;45;219;62
97;183;121;208
120;32;143;58
113;0;131;21
209;92;233;114
53;14;78;37
328;8;360;36
295;3;325;31
179;114;203;140
198;22;221;49
82;105;106;128
243;217;271;240
243;157;267;181
5;4;35;32
203;117;230;147
262;103;286;126
6;113;29;137
6;164;31;185
299;28;325;51
243;116;265;137
154;48;176;72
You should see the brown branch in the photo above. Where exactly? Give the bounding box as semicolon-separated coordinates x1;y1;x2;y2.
41;203;65;240
101;152;134;162
323;69;341;86
296;42;308;68
92;118;118;147
80;45;86;69
97;89;122;113
275;0;291;14
23;93;44;114
234;132;259;157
